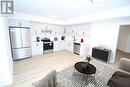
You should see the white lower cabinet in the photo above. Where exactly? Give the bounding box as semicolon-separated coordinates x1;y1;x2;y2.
64;41;73;52
80;44;89;57
54;42;58;51
54;41;65;52
32;42;43;56
31;41;65;56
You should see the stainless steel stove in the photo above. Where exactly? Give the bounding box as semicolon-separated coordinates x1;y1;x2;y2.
41;38;53;54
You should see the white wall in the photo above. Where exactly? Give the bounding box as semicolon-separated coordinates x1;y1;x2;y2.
0;17;13;86
90;22;120;63
65;23;91;56
90;19;130;63
117;25;130;53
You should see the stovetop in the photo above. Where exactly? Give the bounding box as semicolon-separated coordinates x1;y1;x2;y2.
41;39;53;44
41;39;50;42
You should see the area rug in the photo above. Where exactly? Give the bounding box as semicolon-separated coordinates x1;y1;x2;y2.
57;61;116;87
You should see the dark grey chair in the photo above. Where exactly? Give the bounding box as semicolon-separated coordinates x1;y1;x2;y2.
107;58;130;87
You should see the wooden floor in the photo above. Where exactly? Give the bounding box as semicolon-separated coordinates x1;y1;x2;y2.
7;50;118;87
115;49;130;64
115;49;130;62
8;50;84;87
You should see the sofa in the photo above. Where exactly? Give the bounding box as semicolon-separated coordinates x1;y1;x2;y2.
107;58;130;87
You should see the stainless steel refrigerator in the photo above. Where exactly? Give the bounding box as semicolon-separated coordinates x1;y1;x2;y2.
9;27;32;60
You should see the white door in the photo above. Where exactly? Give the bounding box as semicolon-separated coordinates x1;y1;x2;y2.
21;28;31;47
10;28;22;48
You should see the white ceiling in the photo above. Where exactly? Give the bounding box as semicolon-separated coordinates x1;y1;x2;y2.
15;0;130;20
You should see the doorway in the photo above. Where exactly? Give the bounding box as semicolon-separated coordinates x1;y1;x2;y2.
115;25;130;64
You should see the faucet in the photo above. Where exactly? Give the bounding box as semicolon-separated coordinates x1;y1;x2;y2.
72;35;75;41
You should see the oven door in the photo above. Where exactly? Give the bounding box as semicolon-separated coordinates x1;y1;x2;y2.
43;43;53;50
73;43;80;55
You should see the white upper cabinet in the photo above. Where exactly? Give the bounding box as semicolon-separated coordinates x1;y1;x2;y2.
30;21;65;36
65;24;91;37
8;19;30;27
30;22;41;35
30;22;54;35
53;25;64;35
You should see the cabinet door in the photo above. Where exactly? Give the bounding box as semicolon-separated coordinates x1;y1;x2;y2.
32;42;43;56
57;42;62;51
52;25;57;35
54;41;65;52
30;24;41;35
64;41;72;51
59;41;65;50
53;26;64;35
31;27;38;35
92;48;109;62
58;26;64;35
80;44;89;57
54;42;59;51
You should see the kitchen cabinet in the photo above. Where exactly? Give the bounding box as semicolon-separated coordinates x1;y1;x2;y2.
30;21;66;55
54;42;59;51
30;23;43;35
92;47;111;62
30;22;54;36
80;44;89;57
53;26;64;35
64;41;73;52
32;42;43;56
31;27;41;35
54;41;65;52
8;19;30;27
40;24;52;35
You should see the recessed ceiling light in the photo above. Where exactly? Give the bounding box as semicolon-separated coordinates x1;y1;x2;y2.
47;11;62;18
91;0;105;3
48;13;57;18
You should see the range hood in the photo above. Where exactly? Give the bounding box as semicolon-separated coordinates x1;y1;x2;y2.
41;26;52;34
41;29;52;33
